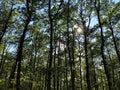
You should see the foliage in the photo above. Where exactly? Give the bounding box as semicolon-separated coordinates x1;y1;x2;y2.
0;0;120;90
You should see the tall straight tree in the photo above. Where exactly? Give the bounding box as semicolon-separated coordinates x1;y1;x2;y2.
107;2;120;63
108;22;120;63
15;0;32;89
94;0;112;90
66;0;75;90
79;0;92;89
8;0;32;89
47;0;63;89
16;3;31;90
47;0;53;90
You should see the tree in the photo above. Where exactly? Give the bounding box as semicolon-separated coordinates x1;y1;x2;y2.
94;0;112;90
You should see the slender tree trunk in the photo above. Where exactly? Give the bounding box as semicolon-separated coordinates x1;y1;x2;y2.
29;72;33;90
16;1;31;89
79;57;82;90
64;43;68;90
47;0;53;90
8;1;31;89
95;1;112;90
109;25;120;63
53;45;56;90
33;36;38;73
0;42;6;74
100;70;105;90
9;58;17;89
16;13;31;90
66;1;75;90
31;36;38;90
57;41;60;90
28;49;33;90
0;4;13;43
84;28;91;90
77;40;83;90
71;29;75;90
80;0;91;89
89;46;98;90
60;73;63;90
106;46;115;89
81;18;91;90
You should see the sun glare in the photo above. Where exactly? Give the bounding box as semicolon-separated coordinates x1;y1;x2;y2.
74;25;84;35
77;27;83;34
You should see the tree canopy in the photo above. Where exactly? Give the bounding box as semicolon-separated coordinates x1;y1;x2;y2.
0;0;120;90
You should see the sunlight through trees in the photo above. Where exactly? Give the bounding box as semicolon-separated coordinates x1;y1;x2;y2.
0;0;120;90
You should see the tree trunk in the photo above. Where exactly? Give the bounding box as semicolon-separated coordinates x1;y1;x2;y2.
80;1;91;89
64;43;68;90
95;1;112;90
89;46;98;90
0;4;13;43
84;29;91;90
16;13;31;90
109;25;120;63
16;0;32;89
71;29;75;90
77;40;83;90
0;42;6;74
53;45;56;90
66;1;75;90
47;0;53;90
57;41;60;90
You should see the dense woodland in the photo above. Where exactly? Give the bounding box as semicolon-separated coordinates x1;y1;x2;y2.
0;0;120;90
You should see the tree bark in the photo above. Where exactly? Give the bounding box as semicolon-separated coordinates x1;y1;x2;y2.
80;1;91;89
64;42;68;90
89;45;98;90
16;0;32;89
47;0;53;90
0;42;6;74
84;28;91;90
77;39;83;90
109;25;120;63
95;1;112;90
16;13;31;90
66;1;75;90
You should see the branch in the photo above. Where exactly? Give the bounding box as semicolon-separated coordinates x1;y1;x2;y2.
53;0;63;20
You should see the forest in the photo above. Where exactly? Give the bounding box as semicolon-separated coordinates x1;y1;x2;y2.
0;0;120;90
